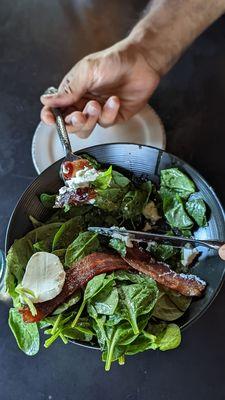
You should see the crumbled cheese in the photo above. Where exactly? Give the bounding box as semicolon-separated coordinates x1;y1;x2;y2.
143;222;152;232
181;247;199;267
110;226;133;248
66;167;100;190
142;201;161;224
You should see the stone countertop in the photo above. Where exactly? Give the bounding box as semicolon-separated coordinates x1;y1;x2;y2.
0;1;224;399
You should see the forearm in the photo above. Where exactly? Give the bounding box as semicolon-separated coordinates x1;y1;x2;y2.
128;0;225;75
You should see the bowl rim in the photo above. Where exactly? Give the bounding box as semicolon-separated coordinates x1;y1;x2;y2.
5;142;225;350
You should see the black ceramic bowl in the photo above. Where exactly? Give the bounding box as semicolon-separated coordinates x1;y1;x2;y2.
5;143;225;349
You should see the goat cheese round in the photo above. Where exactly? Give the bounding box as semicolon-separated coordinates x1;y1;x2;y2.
21;252;66;303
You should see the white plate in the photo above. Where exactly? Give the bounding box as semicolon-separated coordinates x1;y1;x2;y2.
32;105;166;174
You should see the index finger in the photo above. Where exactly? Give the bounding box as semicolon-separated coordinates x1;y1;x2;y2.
40;105;55;125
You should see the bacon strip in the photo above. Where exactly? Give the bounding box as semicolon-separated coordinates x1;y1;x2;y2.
20;252;129;323
124;246;206;297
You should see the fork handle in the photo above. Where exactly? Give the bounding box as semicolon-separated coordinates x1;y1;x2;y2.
44;87;73;157
51;106;73;157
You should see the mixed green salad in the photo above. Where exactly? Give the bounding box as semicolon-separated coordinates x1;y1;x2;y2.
5;154;208;370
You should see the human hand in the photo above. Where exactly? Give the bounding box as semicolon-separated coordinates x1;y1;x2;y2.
40;38;160;138
218;244;225;260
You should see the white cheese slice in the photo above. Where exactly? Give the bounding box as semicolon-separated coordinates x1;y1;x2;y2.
21;252;66;303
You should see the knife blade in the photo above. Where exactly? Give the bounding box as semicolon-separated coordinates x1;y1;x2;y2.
88;226;224;250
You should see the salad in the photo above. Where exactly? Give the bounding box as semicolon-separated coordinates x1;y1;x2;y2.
5;154;208;371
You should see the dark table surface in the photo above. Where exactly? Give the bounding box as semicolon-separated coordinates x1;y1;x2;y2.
0;1;225;399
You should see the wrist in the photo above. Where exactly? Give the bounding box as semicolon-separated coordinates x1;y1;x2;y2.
127;23;173;77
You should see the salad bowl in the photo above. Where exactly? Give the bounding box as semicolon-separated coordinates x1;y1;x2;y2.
4;143;225;350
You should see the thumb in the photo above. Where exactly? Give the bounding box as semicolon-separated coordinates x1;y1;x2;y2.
40;90;75;108
218;244;225;260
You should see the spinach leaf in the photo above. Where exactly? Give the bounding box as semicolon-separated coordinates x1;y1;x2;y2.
52;248;66;263
147;243;178;261
103;322;133;370
102;316;153;370
40;193;56;209
91;315;107;350
121;190;148;220
5;222;62;301
126;323;181;354
160;168;195;199
93;166;112;189
33;240;49;252
88;284;118;316
62;318;94;342
84;208;118;228
125;332;157;355
109;238;127;257
65;232;100;267
29;215;43;228
186;196;207;227
95;188;126;212
111;171;130;188
140;180;152;202
160;189;193;230
109;274;158;334
44;314;94;347
72;273;112;327
152;287;191;321
53;291;81;315
155;323;181;351
8;308;40;356
52;216;84;250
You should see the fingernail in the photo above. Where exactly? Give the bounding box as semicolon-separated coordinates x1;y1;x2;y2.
86;104;98;116
42;93;58;98
71;115;79;126
106;98;117;109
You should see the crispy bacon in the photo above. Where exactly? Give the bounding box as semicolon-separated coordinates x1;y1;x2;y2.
20;252;129;323
124;246;206;297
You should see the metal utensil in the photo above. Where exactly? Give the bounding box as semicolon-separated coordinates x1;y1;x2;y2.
44;87;80;181
88;226;225;251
